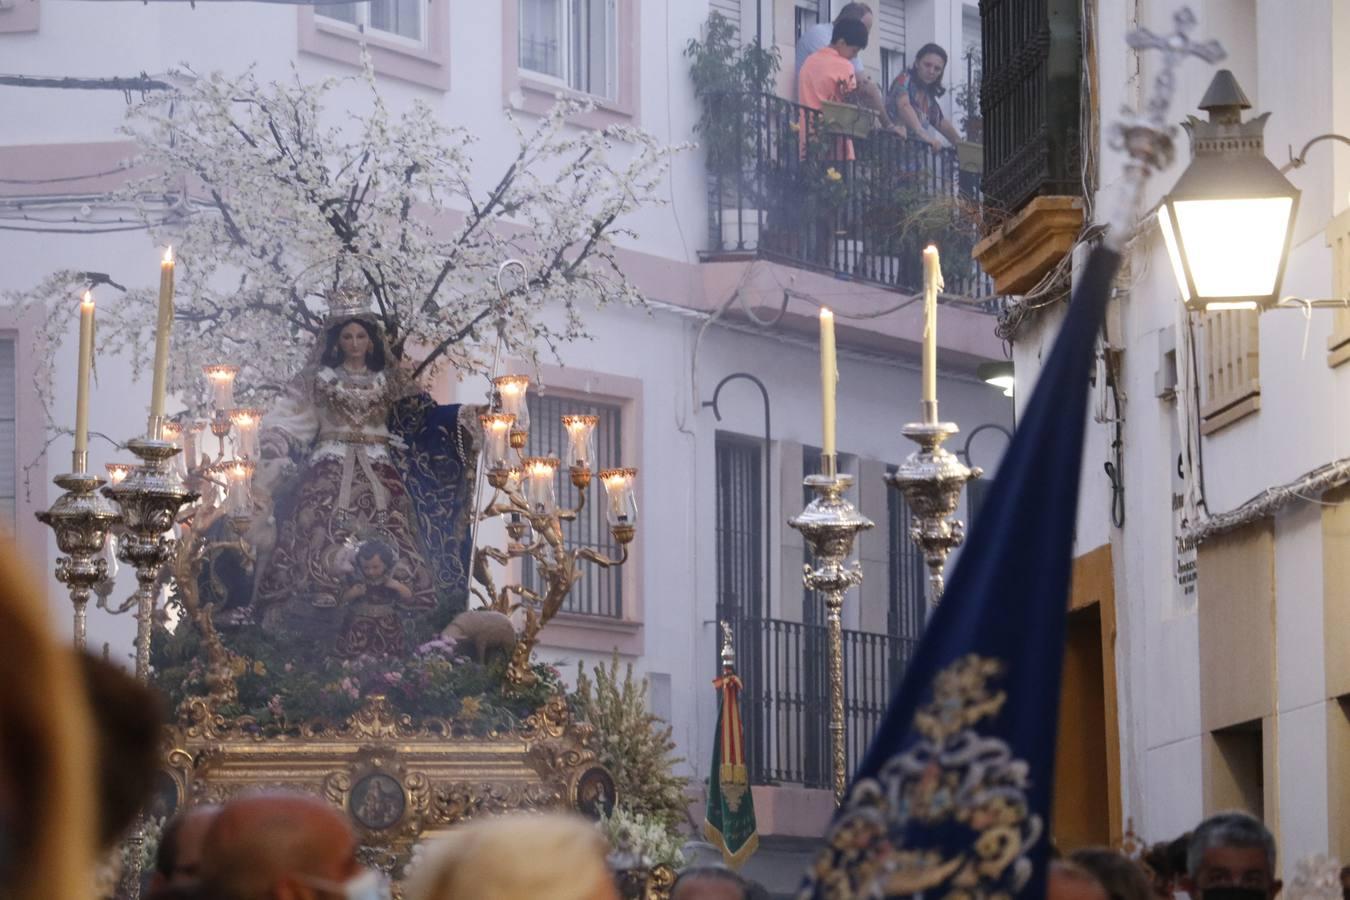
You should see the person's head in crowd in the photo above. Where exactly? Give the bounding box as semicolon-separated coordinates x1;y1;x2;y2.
147;804;221;899
406;812;617;900
1049;860;1111;900
1184;812;1281;900
744;880;771;900
1072;848;1155;900
671;866;748;900
78;651;167;849
0;542;98;900
197;792;386;900
909;42;950;96
829;17;869;60
1339;864;1350;900
1145;834;1193;899
833;1;873;32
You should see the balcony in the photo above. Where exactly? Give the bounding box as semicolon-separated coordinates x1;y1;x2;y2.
699;91;992;301
727;614;916;789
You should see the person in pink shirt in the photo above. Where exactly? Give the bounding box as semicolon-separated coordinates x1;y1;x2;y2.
797;17;869;161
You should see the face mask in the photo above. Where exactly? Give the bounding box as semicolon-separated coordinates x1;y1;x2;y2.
301;869;391;900
1201;887;1269;900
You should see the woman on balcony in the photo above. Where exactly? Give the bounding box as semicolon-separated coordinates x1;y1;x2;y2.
887;43;964;152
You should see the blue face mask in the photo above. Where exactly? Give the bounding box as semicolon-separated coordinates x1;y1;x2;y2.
300;869;391;900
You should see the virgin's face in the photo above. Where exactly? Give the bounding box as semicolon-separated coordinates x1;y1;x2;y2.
917;52;946;85
339;322;371;364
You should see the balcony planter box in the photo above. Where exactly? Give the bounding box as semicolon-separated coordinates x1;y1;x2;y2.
719;206;762;251
820;101;879;139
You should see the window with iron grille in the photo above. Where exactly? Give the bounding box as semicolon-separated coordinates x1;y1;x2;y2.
980;0;1082;215
715;435;763;624
522;393;624;617
887;471;926;642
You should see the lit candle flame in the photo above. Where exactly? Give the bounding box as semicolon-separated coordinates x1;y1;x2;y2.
163;246;174;266
81;290;94;309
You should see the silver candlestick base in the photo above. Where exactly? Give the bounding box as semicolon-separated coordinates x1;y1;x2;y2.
788;460;873;803
36;452;121;649
886;421;981;606
102;433;199;682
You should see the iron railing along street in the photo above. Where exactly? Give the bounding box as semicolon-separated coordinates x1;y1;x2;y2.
725;613;917;789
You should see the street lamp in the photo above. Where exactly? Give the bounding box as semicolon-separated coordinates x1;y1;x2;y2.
978;361;1015;397
1158;70;1300;312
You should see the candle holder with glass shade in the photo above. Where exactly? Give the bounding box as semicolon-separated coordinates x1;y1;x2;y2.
472;384;637;688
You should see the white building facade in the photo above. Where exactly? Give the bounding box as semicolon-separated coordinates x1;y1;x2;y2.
996;0;1350;872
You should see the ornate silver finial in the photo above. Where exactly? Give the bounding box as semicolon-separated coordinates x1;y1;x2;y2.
718;620;735;671
1105;7;1226;247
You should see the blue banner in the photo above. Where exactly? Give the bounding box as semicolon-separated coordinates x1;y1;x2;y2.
798;246;1121;899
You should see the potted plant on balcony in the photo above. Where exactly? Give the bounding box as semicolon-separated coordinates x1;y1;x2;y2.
686;12;780;252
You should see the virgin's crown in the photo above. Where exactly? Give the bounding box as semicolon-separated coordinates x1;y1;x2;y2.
324;285;377;326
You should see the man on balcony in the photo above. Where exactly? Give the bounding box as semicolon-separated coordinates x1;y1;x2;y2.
795;3;902;136
797;16;870;161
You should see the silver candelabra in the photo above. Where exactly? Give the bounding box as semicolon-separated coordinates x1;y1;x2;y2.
886;413;980;605
788;456;873;802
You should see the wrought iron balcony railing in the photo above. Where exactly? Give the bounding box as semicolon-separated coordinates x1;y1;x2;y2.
700;91;993;300
723;612;917;789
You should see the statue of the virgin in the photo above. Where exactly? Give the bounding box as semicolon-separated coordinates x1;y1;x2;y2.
251;289;478;658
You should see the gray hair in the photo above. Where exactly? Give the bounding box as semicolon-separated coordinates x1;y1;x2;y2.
1187;812;1277;878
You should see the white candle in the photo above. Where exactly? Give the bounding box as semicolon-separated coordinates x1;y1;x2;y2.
74;290;95;467
820;307;837;459
922;245;943;418
149;247;175;425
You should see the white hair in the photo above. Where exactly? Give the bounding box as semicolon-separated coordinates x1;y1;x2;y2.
406;813;611;900
1187;811;1277;878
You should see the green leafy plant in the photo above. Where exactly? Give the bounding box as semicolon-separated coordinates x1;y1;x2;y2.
573;653;689;835
685;12;780;184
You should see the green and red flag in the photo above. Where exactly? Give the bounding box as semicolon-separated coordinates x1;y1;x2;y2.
703;629;758;869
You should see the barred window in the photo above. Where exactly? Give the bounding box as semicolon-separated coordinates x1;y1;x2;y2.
522;392;623;617
887;469;926;641
715;434;763;623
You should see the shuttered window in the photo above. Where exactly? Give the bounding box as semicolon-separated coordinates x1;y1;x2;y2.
522;392;624;617
1326;208;1350;367
878;0;906;85
1199;310;1261;435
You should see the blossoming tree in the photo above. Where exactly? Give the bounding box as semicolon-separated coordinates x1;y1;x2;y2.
16;63;679;411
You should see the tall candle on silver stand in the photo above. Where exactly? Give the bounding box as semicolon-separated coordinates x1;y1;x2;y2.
886;245;980;605
790;312;874;803
38;290;121;648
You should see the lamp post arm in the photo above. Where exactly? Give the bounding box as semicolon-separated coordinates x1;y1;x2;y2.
1281;133;1350;174
1276;296;1350;309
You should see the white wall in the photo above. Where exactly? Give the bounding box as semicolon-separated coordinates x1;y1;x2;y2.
1007;0;1350;856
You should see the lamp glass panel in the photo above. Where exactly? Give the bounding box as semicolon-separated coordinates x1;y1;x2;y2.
1158;205;1192;301
1173;196;1294;299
